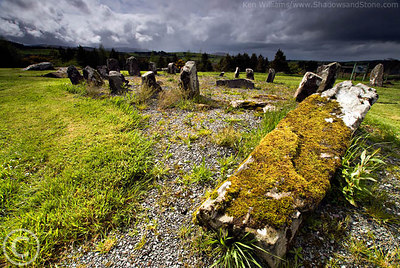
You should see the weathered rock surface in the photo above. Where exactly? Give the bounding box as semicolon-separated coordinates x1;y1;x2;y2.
108;71;127;94
178;61;199;98
126;56;141;76
246;68;254;80
293;72;323;102
107;58;120;72
83;66;104;87
149;62;157;75
42;67;68;78
97;65;109;79
317;62;341;92
234;67;240;78
195;81;378;267
23;62;54;71
167;63;177;74
266;68;276;83
216;79;254;89
67;65;84;85
140;71;162;99
370;63;384;87
321;81;378;130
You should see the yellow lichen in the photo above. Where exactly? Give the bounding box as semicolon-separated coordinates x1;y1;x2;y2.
221;95;351;229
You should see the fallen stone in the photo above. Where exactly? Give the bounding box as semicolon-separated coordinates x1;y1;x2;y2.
167;63;177;74
246;68;254;80
107;58;120;72
317;62;340;92
230;99;271;109
126;56;141;76
108;71;128;94
140;71;162;99
97;65;109;79
234;67;240;78
42;67;67;78
23;62;54;71
293;72;323;102
369;63;384;87
216;79;254;89
194;81;378;267
266;68;276;83
149;62;157;75
83;66;104;87
179;61;199;99
67;65;84;85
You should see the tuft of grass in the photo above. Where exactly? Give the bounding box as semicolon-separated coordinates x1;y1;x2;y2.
340;135;385;206
96;235;117;254
207;229;270;268
183;158;213;184
213;126;242;149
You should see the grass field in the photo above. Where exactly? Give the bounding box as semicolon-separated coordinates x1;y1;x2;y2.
0;68;399;266
0;69;155;265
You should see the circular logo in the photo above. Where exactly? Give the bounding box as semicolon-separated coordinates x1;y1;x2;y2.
2;229;40;266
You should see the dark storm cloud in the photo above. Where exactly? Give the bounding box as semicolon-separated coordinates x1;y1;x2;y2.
0;0;399;60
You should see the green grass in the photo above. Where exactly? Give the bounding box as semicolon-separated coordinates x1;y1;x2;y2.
0;69;155;265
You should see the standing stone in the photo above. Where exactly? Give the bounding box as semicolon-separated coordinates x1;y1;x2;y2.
234;67;240;78
83;66;104;87
179;61;200;99
67;65;84;85
126;56;141;76
140;71;162;99
167;62;177;74
107;58;120;72
266;68;276;83
23;62;54;71
246;68;254;80
370;63;384;87
317;62;341;92
97;65;109;79
149;62;157;75
219;72;225;77
108;71;128;94
293;72;323;102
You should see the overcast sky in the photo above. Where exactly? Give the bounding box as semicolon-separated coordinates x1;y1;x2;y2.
0;0;399;61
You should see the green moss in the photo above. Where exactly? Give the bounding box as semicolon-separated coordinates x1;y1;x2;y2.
223;95;352;229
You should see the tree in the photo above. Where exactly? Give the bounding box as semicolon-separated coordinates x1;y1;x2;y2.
256;54;267;73
199;53;213;71
250;53;258;70
271;49;289;73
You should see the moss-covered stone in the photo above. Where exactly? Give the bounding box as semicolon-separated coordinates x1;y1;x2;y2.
221;95;351;229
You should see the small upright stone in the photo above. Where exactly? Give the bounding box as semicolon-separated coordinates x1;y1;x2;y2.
83;66;104;87
97;65;109;79
140;71;162;99
167;62;177;74
179;61;200;99
234;67;240;78
370;63;384;87
317;62;340;92
108;71;127;94
294;72;323;102
219;72;225;77
67;65;84;85
107;58;120;72
149;62;157;75
246;68;254;80
266;68;276;83
126;56;141;76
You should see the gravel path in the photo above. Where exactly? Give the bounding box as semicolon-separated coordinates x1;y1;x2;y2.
64;75;400;268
